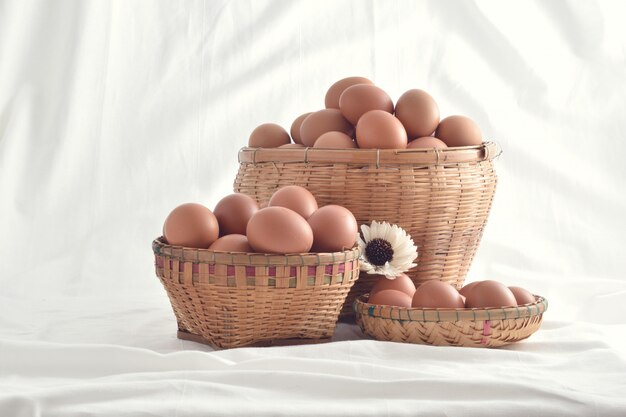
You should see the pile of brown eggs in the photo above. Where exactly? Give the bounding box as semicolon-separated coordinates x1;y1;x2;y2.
248;76;484;150
162;186;358;254
368;275;536;309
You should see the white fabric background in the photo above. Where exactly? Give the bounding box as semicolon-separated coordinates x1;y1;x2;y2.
1;0;625;415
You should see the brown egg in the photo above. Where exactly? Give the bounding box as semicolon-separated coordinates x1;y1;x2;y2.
339;84;394;125
208;234;253;252
268;185;318;219
279;143;305;148
290;112;312;144
248;123;291;148
370;273;416;298
465;280;517;308
406;136;448;149
395;89;440;139
325;76;373;109
307;205;358;252
300;109;354;147
213;193;259;236
246;207;313;254
368;290;413;308
163;203;219;248
356;110;408;149
435;115;483;147
509;286;536;305
459;281;482;298
313;131;357;149
411;280;465;308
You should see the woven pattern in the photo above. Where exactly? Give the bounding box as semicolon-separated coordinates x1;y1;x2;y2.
234;143;499;314
354;294;547;348
339;272;379;319
153;238;360;349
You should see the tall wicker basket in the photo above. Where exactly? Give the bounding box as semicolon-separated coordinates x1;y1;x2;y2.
234;142;500;318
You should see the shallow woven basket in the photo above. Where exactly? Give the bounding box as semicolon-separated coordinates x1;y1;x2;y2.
354;294;547;348
152;237;360;349
235;142;500;317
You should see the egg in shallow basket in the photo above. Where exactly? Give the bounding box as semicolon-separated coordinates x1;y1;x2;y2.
353;293;547;348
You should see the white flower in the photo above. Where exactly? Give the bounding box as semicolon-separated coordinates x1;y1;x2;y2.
357;221;418;278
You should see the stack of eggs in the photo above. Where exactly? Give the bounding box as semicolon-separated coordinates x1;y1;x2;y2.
248;76;483;150
162;186;358;254
368;275;536;309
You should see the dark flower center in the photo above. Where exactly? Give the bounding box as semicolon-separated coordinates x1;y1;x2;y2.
365;238;394;266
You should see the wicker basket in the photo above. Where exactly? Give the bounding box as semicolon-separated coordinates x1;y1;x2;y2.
152;237;360;349
337;272;379;321
235;142;500;317
354;294;547;348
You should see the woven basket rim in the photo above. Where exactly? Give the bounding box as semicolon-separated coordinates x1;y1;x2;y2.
238;141;501;165
354;294;548;322
152;237;361;265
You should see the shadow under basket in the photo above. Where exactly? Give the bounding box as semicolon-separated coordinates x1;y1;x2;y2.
354;294;547;348
152;238;360;349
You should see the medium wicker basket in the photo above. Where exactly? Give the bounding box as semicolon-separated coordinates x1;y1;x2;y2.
354;294;547;348
152;237;360;349
235;142;500;317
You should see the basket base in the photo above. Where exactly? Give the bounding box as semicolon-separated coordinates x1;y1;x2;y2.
176;329;332;349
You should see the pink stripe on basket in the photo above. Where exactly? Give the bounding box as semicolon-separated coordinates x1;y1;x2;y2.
481;320;492;345
162;260;346;276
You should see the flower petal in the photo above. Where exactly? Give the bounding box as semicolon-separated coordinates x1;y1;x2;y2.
361;224;371;242
361;261;376;273
369;221;379;239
